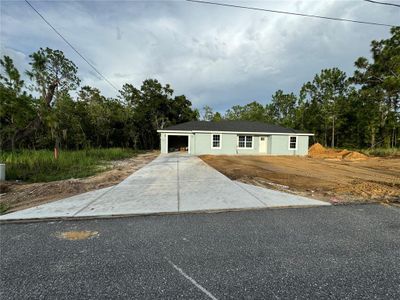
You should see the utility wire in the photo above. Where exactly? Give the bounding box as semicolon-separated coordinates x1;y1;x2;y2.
363;0;400;8
185;0;398;27
25;0;119;92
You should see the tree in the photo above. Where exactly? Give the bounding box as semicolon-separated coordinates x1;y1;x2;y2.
120;80;168;149
212;112;223;121
0;56;24;94
169;95;198;124
0;56;35;150
77;86;111;147
269;90;298;128
120;79;197;149
53;93;86;149
201;105;215;121
17;48;81;152
225;102;266;121
224;105;244;120
352;27;400;148
300;68;349;147
240;102;266;121
26;47;80;107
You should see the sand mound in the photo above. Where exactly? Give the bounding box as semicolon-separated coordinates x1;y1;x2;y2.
308;143;368;160
338;150;351;156
343;151;368;160
308;143;326;155
308;143;341;158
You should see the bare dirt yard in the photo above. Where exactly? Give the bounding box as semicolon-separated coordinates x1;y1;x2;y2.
0;151;158;213
200;152;400;205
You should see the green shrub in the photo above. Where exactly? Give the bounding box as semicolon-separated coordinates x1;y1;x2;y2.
0;202;9;215
0;148;139;182
360;148;400;157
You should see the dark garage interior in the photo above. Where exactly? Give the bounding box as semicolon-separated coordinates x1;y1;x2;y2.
168;135;188;152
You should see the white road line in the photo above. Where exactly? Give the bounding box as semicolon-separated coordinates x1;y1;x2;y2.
166;259;218;300
177;156;180;212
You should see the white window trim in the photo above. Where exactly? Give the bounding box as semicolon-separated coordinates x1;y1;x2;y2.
288;136;298;150
211;134;222;149
237;135;254;149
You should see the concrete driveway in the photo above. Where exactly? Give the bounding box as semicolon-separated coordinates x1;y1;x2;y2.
0;154;329;221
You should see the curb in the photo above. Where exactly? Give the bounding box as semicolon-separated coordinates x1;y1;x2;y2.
0;204;333;224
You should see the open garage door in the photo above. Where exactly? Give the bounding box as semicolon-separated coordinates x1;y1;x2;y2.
167;135;189;153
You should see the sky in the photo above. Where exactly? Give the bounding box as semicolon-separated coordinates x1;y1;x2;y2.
1;0;399;112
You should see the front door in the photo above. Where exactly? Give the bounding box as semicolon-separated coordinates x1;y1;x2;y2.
259;136;267;153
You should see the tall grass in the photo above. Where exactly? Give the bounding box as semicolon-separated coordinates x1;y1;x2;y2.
360;148;400;157
0;148;139;182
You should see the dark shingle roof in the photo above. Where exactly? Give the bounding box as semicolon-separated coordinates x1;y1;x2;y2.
160;121;309;134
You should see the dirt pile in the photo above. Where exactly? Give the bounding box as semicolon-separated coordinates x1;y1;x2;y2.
342;151;368;160
308;143;326;156
200;155;400;204
308;143;367;160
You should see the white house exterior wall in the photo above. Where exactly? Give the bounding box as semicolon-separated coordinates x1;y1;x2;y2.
161;132;310;156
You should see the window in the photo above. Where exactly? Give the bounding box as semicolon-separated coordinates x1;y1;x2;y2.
238;135;253;148
289;136;297;150
238;136;245;148
212;134;221;149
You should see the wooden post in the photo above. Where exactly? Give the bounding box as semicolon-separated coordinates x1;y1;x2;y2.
54;137;60;160
54;146;59;160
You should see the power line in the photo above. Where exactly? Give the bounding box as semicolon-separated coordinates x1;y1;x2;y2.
185;0;398;27
24;0;119;92
363;0;400;8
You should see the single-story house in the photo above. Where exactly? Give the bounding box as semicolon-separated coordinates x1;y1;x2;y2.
157;121;314;156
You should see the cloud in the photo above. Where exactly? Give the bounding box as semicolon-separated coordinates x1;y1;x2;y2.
1;0;398;112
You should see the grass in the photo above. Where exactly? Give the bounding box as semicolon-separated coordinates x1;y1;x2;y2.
0;148;140;182
0;202;9;214
360;148;400;157
323;146;400;157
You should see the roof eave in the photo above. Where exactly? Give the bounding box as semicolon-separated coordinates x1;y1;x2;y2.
157;129;314;136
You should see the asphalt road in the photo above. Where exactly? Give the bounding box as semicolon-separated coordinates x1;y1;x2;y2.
1;204;399;299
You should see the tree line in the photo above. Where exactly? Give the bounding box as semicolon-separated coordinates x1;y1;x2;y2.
203;27;399;149
1;27;399;151
0;48;198;151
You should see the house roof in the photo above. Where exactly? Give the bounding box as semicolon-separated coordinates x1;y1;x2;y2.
158;121;311;135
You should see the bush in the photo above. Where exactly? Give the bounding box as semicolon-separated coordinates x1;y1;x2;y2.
0;202;9;214
360;148;400;157
0;148;139;182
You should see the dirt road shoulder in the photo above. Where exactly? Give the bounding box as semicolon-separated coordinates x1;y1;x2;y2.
0;151;159;213
200;155;400;205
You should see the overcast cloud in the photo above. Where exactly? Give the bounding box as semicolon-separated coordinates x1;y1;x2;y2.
1;0;399;111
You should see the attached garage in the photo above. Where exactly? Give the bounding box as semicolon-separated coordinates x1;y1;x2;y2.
158;121;313;156
166;134;189;153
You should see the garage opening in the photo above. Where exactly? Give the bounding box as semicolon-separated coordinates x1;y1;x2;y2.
168;135;188;153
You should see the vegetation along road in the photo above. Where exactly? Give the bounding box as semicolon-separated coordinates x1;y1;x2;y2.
0;150;158;214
